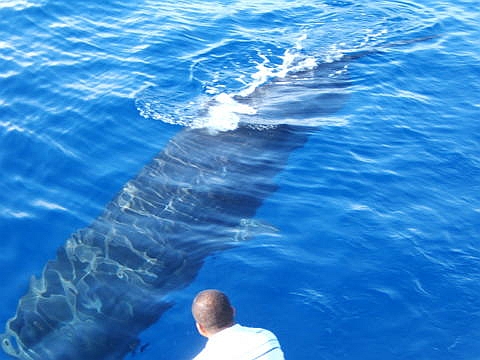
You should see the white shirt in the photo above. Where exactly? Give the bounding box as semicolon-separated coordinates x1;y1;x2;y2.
193;324;285;360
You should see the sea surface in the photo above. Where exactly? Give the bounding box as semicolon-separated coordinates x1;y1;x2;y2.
1;0;479;359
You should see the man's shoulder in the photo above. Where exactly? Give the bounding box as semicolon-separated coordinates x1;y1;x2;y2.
195;324;284;360
234;324;279;339
234;325;284;359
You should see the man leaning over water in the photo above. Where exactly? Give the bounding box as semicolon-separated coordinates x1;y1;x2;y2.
191;289;285;360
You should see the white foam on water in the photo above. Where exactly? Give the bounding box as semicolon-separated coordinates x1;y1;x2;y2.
192;35;326;131
204;93;257;131
136;32;366;132
0;0;44;10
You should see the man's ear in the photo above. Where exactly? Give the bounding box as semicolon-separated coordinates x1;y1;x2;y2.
196;322;209;338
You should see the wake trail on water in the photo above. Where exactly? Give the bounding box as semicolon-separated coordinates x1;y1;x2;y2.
135;25;438;132
135;33;359;132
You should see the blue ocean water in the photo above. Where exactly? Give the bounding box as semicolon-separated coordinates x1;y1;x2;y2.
1;0;479;359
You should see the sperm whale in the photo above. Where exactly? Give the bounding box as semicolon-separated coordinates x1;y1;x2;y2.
0;52;359;360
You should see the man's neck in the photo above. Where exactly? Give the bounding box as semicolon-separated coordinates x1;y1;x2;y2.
205;322;236;338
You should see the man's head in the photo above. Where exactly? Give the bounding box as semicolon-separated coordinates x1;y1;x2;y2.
192;289;235;337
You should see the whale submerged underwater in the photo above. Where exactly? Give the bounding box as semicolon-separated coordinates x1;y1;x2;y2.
0;48;377;360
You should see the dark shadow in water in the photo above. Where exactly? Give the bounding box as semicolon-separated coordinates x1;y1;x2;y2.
1;36;435;359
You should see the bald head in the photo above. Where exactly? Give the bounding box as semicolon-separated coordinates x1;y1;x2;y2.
192;290;235;335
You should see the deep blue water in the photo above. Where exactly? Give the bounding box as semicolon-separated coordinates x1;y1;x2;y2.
1;0;479;359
